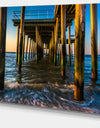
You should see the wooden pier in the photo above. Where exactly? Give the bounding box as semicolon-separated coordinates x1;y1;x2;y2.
0;4;98;101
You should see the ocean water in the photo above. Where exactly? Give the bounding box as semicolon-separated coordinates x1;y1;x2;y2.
0;52;100;114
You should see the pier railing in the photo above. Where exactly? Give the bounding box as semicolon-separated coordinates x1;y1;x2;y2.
13;9;54;20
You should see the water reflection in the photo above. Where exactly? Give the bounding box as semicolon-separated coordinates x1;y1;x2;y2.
0;52;99;114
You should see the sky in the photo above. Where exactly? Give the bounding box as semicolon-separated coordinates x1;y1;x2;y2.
6;4;100;55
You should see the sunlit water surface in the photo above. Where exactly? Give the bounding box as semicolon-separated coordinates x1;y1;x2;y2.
0;52;100;114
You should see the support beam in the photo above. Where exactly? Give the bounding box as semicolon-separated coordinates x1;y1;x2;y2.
49;39;51;59
61;5;66;77
46;44;48;55
54;17;59;66
35;42;37;55
90;4;98;80
25;35;29;60
32;40;34;57
74;4;86;101
22;31;25;61
36;26;38;62
29;38;31;59
31;39;33;58
51;31;54;61
58;38;60;60
0;7;7;90
16;26;19;63
71;43;73;57
36;26;43;63
57;43;59;57
33;41;35;57
18;7;25;72
68;26;71;66
40;34;43;58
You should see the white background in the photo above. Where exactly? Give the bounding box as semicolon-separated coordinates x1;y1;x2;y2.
0;0;100;128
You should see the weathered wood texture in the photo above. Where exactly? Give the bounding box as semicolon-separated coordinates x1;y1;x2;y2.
36;26;43;63
74;4;86;101
25;35;29;60
90;4;98;80
68;26;71;66
61;5;67;77
0;7;7;90
31;39;33;58
71;43;73;57
29;38;31;58
18;7;25;72
46;44;48;55
31;40;33;58
32;41;35;56
54;17;59;66
22;31;25;61
58;38;60;60
51;31;54;61
49;39;52;59
16;26;19;63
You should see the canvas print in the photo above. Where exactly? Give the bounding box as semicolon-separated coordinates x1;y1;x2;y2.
0;4;100;114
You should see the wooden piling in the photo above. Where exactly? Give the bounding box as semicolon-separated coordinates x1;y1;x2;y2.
71;43;73;57
0;7;7;90
16;26;19;63
68;26;71;66
29;38;31;59
25;35;29;60
74;4;86;101
31;39;33;58
32;41;35;57
18;7;25;72
22;31;25;61
61;5;66;77
54;17;59;66
90;4;98;80
36;26;39;63
58;38;60;60
31;40;33;58
49;39;51;59
36;26;43;62
46;44;47;55
40;35;43;58
51;31;54;61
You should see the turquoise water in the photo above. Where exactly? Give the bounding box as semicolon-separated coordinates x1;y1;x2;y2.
0;52;100;114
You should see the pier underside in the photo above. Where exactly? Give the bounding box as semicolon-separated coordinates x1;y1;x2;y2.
0;4;98;104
